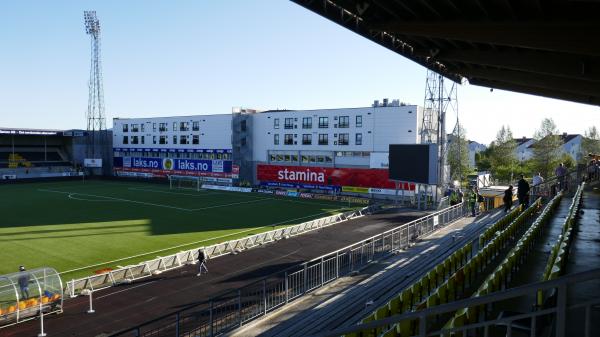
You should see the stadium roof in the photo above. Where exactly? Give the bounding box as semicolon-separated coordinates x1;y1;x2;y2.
0;127;86;136
292;0;600;106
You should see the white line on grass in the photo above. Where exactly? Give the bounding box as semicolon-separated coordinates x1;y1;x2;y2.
189;198;273;210
58;210;337;275
38;189;194;212
127;187;264;199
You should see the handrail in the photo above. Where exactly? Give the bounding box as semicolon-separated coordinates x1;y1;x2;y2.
314;267;600;337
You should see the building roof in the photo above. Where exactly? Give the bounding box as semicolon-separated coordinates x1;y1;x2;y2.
514;137;534;146
293;0;600;106
527;134;581;148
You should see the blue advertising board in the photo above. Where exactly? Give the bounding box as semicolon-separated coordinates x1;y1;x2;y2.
115;157;232;174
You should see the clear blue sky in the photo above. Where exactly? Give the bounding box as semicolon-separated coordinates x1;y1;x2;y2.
1;0;598;144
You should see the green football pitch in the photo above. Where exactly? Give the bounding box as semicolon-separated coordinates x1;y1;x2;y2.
0;180;358;279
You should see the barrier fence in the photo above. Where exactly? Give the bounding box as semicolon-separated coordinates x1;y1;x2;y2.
65;204;381;297
110;201;468;337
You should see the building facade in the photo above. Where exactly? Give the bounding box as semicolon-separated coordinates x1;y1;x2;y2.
112;101;422;194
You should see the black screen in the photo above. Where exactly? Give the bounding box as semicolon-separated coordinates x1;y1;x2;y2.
388;144;435;184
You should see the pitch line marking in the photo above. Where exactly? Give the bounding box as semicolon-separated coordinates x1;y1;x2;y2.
190;198;273;210
58;210;338;275
38;189;194;212
127;187;265;200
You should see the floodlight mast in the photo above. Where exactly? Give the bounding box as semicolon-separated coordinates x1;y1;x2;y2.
84;10;106;161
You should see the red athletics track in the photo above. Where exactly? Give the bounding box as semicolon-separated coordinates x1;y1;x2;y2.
2;209;424;337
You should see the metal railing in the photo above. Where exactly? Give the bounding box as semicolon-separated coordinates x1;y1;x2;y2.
110;202;469;337
317;267;600;337
65;204;381;297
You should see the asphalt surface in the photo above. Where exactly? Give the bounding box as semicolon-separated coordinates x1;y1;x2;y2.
1;208;424;337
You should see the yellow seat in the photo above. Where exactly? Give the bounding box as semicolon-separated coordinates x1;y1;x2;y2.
420;275;430;297
447;275;457;302
427;291;439;308
436;264;445;284
411;282;422;305
428;269;438;289
401;289;412;312
388;295;401;315
438;282;448;304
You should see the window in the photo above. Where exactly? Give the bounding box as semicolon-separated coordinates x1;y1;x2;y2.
284;134;294;145
274;118;280;129
338;116;349;128
318;134;328;145
159;123;167;132
302;134;312;145
356;115;362;127
122;136;129;144
131;136;139;144
180;135;189;144
130;124;138;132
241;137;247;146
173;122;177;131
141;136;145;144
355;133;362;145
192;135;199;145
241;120;247;132
153;136;157;144
274;134;279;145
122;124;128;132
339;133;349;145
302;117;312;129
141;124;145;132
192;121;200;131
284;118;294;129
173;135;178;144
159;135;167;144
319;117;329;128
180;122;189;131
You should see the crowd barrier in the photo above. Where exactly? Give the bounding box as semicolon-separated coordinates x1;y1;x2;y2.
64;204;381;297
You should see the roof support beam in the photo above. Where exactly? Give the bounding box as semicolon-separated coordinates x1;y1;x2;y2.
469;78;600;106
414;49;600;82
371;21;600;56
456;67;600;98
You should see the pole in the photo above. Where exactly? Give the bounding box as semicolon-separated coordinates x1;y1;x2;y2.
38;309;46;337
87;291;95;313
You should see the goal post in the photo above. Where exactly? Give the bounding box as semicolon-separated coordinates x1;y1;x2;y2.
169;175;201;191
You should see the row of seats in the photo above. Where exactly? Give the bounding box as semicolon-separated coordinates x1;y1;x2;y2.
353;201;540;337
442;194;562;335
478;205;521;247
541;184;584;283
354;242;474;337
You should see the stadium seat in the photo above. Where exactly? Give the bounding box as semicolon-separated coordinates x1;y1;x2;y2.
428;269;438;289
401;290;412;313
388;295;401;315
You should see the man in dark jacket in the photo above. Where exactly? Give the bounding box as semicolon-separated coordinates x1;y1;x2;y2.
503;185;513;212
18;266;30;299
197;249;208;276
517;174;530;208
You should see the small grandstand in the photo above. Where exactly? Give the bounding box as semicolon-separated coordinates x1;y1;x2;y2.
0;127;87;179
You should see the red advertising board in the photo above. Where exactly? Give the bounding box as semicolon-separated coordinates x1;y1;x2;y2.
257;164;413;190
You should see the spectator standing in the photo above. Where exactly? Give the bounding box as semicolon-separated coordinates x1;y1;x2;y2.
517;174;530;208
555;163;567;191
197;249;208;276
18;266;30;299
503;185;513;213
532;172;544;187
468;188;477;217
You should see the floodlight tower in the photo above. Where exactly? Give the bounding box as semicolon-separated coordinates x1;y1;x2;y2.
421;70;458;199
84;10;106;159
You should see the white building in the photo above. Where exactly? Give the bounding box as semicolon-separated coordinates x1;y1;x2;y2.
514;137;536;162
468;141;486;168
111;100;423;194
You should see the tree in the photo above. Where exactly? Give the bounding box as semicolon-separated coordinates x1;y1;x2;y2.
532;118;563;179
447;124;470;182
488;125;518;182
580;126;600;162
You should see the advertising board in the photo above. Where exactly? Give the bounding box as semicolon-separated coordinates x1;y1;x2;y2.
114;157;233;178
257;164;414;190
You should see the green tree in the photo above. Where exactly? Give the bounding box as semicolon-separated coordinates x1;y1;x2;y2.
532;118;563;178
447;124;470;181
580;126;600;162
488;125;518;182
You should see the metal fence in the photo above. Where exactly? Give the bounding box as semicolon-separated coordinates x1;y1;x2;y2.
110;202;468;337
65;204;381;297
317;267;600;337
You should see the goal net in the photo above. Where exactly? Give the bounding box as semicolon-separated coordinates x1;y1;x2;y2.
169;175;201;191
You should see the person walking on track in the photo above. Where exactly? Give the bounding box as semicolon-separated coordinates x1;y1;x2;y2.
197;249;208;276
